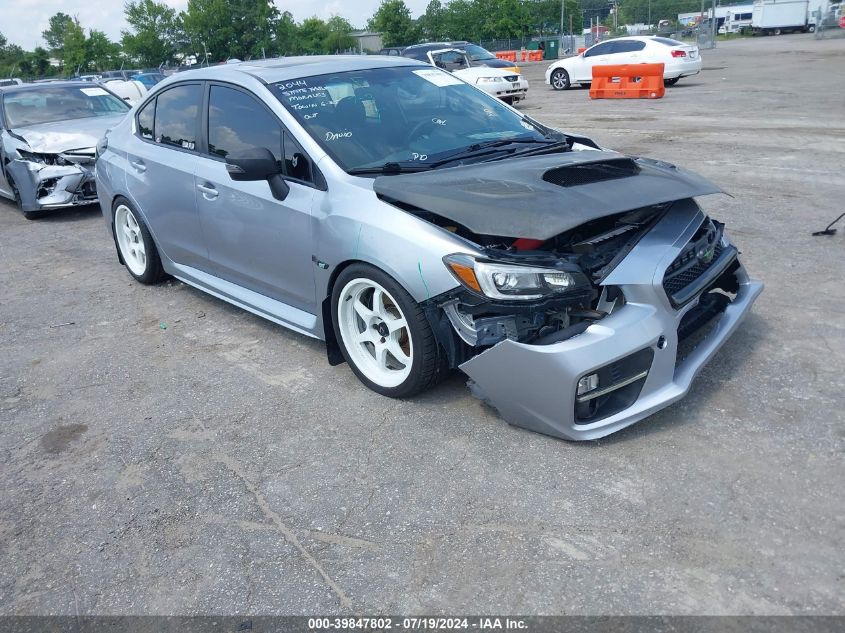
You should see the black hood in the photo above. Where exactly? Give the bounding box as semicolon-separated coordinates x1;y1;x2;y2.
373;151;723;240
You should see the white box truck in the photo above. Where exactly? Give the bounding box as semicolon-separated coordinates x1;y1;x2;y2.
752;0;814;33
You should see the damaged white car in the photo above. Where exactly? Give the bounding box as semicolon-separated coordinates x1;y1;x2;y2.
0;82;130;219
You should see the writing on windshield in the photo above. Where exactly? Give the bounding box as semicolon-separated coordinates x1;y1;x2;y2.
273;66;546;172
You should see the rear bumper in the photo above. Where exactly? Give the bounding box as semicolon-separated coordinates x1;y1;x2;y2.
665;58;703;79
460;203;762;441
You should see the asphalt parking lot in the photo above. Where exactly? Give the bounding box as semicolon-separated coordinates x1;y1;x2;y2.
1;34;843;615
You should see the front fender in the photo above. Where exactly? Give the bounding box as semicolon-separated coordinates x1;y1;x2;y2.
311;178;473;306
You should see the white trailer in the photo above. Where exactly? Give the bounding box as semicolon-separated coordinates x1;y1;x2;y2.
752;0;812;33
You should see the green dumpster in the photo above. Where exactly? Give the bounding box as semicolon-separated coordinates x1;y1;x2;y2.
543;38;558;60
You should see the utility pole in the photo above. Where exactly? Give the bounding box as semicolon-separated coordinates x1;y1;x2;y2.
711;0;718;47
560;0;565;41
648;0;652;30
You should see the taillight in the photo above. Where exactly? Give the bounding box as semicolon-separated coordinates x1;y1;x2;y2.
671;50;687;58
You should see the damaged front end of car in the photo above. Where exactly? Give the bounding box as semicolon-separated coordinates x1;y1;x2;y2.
375;152;763;440
7;147;98;212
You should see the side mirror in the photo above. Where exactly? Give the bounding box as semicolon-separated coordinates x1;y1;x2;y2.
225;147;289;201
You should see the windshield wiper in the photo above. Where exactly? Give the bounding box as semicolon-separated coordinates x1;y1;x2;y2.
497;140;573;160
427;137;558;168
347;162;431;176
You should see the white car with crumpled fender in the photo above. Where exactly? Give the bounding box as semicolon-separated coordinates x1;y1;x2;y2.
546;36;702;90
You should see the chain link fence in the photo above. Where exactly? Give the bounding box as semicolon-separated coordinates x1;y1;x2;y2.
479;35;587;57
814;6;845;40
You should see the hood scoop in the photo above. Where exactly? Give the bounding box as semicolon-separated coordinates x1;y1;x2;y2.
373;151;723;241
542;157;640;187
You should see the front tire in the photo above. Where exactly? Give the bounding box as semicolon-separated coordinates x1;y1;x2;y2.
113;200;165;284
550;68;570;90
5;171;43;220
331;263;445;398
664;77;681;86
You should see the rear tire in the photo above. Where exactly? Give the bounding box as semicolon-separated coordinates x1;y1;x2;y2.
664;77;681;86
331;263;445;398
113;199;166;284
550;68;570;90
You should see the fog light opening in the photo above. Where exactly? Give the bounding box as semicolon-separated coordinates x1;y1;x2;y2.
577;373;599;396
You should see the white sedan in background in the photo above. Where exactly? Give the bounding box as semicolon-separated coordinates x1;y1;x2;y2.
545;36;702;90
428;49;529;104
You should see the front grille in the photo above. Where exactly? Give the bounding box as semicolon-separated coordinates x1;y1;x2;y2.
662;218;734;307
504;75;519;82
663;243;724;297
542;158;640;188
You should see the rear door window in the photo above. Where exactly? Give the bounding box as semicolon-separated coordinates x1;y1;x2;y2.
614;40;646;53
585;42;614;57
154;83;202;151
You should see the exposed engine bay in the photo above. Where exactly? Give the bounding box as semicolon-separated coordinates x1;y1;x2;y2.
387;195;675;366
373;152;735;370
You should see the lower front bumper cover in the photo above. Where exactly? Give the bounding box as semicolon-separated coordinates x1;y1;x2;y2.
461;276;762;441
459;203;762;441
7;159;96;212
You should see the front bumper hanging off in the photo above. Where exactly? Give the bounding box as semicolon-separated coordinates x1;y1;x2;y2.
460;203;763;441
7;159;97;212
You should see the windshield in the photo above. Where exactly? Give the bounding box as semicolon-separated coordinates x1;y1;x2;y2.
463;44;497;61
2;86;130;127
272;65;551;173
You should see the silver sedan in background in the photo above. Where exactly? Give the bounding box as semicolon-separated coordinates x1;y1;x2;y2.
0;82;130;219
95;56;762;441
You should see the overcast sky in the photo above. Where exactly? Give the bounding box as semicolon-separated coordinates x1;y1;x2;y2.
3;0;432;49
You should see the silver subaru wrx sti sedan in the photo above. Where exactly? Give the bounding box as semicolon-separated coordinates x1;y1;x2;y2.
95;56;762;441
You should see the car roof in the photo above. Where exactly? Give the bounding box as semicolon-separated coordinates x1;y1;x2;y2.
171;55;427;84
598;35;680;43
0;81;101;94
405;41;470;50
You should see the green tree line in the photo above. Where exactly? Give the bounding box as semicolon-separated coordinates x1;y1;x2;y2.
0;0;704;79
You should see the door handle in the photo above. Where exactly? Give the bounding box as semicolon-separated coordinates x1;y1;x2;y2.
129;158;146;173
197;183;219;199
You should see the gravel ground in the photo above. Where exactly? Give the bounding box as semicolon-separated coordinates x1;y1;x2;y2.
0;33;843;616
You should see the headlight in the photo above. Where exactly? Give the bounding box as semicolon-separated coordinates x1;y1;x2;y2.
476;77;503;84
444;254;590;300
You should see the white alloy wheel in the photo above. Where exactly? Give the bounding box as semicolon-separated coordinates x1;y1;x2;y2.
115;204;147;276
337;278;413;389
